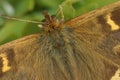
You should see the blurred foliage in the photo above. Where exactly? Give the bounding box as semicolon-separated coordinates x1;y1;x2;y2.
0;0;119;45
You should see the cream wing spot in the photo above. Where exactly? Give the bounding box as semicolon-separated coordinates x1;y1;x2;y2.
0;53;11;72
113;45;120;56
111;68;120;80
106;13;120;31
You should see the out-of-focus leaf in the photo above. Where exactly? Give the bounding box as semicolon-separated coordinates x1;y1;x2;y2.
23;23;39;36
0;0;15;16
15;0;35;15
28;0;35;11
0;18;4;26
72;0;119;16
61;0;75;21
0;21;27;43
36;0;64;9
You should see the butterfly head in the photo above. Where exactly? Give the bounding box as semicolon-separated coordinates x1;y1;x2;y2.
40;11;64;33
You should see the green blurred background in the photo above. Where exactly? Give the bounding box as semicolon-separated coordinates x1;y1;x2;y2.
0;0;119;45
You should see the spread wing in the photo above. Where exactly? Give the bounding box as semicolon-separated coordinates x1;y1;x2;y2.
0;34;41;80
66;1;120;65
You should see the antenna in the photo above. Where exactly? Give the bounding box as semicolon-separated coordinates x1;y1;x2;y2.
0;13;43;24
55;5;65;21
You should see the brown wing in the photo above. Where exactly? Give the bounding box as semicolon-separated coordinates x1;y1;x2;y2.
0;34;41;80
0;30;119;80
66;1;120;65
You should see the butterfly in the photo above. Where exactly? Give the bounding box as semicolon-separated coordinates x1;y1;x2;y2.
0;1;120;80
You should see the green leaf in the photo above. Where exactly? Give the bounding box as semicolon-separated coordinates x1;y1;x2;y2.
61;0;75;20
36;0;64;9
0;0;15;15
72;0;119;16
0;21;27;43
15;0;35;15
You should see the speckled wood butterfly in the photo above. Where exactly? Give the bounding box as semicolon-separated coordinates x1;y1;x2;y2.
0;1;120;80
